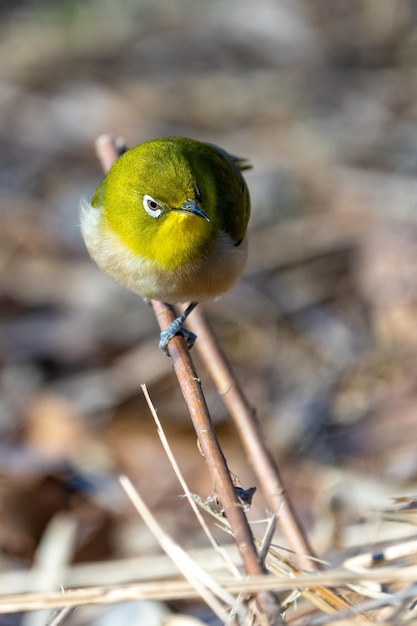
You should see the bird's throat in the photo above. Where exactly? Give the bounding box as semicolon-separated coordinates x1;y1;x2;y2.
112;211;215;271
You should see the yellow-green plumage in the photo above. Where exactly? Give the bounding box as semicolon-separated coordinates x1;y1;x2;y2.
80;137;251;304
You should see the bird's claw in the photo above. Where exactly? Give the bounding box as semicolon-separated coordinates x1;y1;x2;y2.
159;302;199;356
159;323;197;356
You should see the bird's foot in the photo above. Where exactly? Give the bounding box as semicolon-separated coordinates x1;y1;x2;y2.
159;323;196;355
159;302;198;356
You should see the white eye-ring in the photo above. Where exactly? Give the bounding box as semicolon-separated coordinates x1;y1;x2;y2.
143;194;162;218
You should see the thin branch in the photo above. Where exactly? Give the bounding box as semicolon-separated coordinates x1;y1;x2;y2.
187;309;318;571
141;383;241;580
95;135;283;625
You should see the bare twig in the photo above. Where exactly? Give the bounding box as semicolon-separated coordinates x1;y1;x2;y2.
141;383;241;580
95;135;282;624
259;514;279;564
187;309;318;570
150;303;262;568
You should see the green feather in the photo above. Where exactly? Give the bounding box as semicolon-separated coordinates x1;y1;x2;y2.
93;137;250;269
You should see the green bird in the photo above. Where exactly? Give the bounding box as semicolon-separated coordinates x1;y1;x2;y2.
80;137;251;352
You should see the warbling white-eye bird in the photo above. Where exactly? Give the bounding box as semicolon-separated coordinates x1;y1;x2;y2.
80;137;251;353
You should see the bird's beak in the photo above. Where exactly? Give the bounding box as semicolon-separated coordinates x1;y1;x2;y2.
177;200;210;222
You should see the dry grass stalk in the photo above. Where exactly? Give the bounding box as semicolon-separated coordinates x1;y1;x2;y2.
140;383;374;624
141;383;241;580
0;547;242;592
2;567;417;616
44;608;75;626
22;512;79;626
119;475;235;623
191;495;374;625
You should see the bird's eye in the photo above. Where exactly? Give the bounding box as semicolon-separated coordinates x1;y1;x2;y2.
143;194;162;218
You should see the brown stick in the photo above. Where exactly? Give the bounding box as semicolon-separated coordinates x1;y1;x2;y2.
94;136;283;625
187;310;318;571
151;303;264;573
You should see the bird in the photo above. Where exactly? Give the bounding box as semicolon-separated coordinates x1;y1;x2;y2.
80;136;251;353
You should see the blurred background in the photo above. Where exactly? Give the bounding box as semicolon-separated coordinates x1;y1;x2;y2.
2;0;417;623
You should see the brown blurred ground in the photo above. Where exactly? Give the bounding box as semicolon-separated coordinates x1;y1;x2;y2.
1;0;417;621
